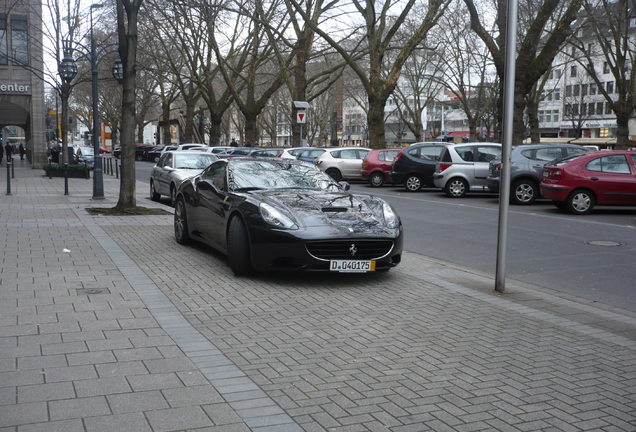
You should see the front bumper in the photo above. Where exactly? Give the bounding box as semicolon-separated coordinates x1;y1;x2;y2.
247;224;404;272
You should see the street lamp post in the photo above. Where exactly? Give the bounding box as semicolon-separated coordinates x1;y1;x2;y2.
59;40;78;196
91;3;104;200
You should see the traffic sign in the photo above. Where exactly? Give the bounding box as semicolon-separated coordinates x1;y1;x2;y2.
296;111;306;124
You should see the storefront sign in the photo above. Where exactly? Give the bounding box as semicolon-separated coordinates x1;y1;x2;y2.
0;83;31;94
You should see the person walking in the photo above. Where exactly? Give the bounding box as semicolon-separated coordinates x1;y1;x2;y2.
230;138;238;147
4;143;12;161
18;144;25;160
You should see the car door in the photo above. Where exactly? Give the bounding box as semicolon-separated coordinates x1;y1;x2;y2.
584;154;636;205
158;153;174;194
474;145;501;187
336;149;360;178
195;161;229;249
152;153;168;194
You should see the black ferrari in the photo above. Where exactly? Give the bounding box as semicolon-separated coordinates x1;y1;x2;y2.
174;158;403;275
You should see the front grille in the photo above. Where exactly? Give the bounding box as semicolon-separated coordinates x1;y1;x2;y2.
306;240;394;260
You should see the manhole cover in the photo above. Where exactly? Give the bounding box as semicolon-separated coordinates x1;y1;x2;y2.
76;288;110;295
585;240;623;247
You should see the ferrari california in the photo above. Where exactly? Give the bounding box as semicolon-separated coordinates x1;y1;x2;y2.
174;158;403;275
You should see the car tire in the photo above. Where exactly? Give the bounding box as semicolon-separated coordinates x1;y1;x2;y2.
174;197;191;245
369;172;384;187
566;189;595;215
444;177;468;198
227;217;253;276
170;185;177;207
404;174;422;192
150;180;160;201
510;179;538;205
325;168;342;182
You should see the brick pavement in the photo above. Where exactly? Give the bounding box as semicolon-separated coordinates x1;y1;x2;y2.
1;160;636;431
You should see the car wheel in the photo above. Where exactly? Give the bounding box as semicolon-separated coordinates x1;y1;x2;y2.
170;185;177;207
325;168;342;182
566;189;595;215
511;180;538;205
445;178;468;198
150;180;160;201
369;172;384;187
404;174;422;192
174;197;191;244
227;217;253;276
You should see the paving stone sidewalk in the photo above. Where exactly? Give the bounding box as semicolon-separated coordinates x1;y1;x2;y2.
1;161;636;432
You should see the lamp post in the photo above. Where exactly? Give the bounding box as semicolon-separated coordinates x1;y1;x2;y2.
58;40;77;167
90;3;105;200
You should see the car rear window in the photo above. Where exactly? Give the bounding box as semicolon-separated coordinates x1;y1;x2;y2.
586;155;631;174
534;147;563;161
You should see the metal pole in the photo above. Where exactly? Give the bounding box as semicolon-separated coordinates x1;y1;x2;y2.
11;157;15;178
6;161;11;195
91;7;104;200
115;161;119;179
64;163;69;195
495;0;518;293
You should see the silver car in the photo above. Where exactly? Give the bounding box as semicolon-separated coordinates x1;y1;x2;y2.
150;151;218;205
315;147;371;181
433;142;502;197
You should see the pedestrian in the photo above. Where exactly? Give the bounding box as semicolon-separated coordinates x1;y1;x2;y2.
230;138;238;147
0;145;3;164
19;144;25;160
4;143;12;161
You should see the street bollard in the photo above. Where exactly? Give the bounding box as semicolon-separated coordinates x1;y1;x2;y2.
64;163;69;196
6;161;11;195
11;158;15;179
115;161;119;179
108;158;112;175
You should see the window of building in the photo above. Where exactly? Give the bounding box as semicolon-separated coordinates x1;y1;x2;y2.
589;83;596;95
565;85;572;97
552;109;559;122
582;84;588;96
603;62;610;74
607;81;614;93
597;102;604;115
565;104;571;116
546;92;552;101
580;103;587;116
605;102;612;114
10;15;28;65
538;110;545;123
572;104;579;116
587;43;594;54
570;65;577;77
555;69;561;79
588;102;595;115
0;13;7;65
630;17;636;28
573;84;580;96
554;89;560;100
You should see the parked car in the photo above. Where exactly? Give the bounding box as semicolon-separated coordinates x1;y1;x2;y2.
250;148;285;158
176;143;208;151
314;147;371;181
540;150;636;214
135;144;155;161
487;144;591;205
73;146;95;167
361;148;400;187
150;151;218;205
145;145;166;162
174;158;403;274
203;146;233;155
391;143;446;191
296;148;326;164
280;147;313;159
433;142;502;197
216;147;255;158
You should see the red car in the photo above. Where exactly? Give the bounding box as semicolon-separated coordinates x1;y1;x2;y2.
541;150;636;214
361;148;400;187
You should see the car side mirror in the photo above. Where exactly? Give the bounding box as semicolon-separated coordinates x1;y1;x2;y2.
339;181;350;191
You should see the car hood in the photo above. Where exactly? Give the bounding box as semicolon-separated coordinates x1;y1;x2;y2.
254;189;397;234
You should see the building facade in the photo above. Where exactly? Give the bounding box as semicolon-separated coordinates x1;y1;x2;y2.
0;0;46;167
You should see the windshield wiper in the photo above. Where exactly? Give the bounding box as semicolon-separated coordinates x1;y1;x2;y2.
234;187;264;192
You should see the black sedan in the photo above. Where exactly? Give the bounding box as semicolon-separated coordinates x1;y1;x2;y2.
174;158;403;275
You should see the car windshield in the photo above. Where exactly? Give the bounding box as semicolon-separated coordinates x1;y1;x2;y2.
174;154;217;169
230;160;341;191
79;147;94;156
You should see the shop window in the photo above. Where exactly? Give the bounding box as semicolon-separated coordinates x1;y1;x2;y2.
600;128;609;137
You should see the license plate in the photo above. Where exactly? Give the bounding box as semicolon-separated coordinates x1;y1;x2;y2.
330;260;375;273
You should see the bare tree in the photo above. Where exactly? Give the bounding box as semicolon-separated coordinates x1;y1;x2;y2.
464;0;582;143
288;0;451;149
569;0;636;148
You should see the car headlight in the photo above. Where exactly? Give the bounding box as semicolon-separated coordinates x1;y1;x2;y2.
382;202;399;229
259;203;298;230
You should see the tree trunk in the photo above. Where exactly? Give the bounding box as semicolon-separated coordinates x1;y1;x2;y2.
116;3;139;210
468;120;478;142
183;103;196;143
137;123;144;143
367;96;387;150
245;115;258;146
616;112;630;149
208;113;222;146
291;37;308;147
512;85;527;145
527;97;541;143
161;103;171;145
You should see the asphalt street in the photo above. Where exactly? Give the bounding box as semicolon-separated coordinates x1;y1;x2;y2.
134;160;636;313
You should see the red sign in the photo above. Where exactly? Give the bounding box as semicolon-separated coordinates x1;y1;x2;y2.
296;112;306;124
